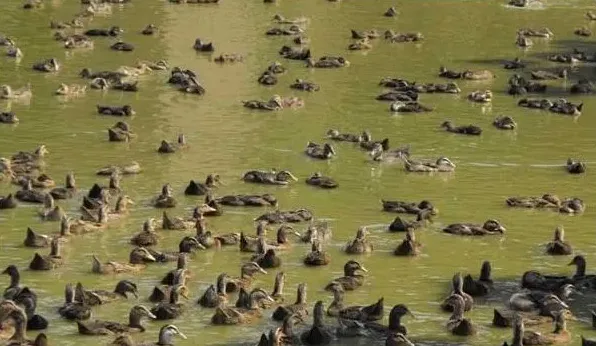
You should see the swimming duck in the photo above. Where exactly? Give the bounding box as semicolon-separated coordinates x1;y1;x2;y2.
32;58;59;72
385;333;415;346
50;18;84;29
505;194;561;209
29;237;63;271
384;7;398;17
64;36;94;49
566;158;586;174
242;169;298;185
306;56;350;68
279;45;311;60
531;69;567;80
0;194;17;209
300;221;332;243
91;248;156;274
225;262;268;293
39;194;65;221
76;280;138;306
242;95;284;111
366;304;414;336
0;111;19;124
131;219;159;246
55;83;87;97
326;260;368;291
468;90;492;103
443;219;506;236
504;57;526;69
192;38;214;52
494;116;517;130
389;101;433;113
0;84;32;100
211;288;273;325
393;229;421;256
290;79;320;92
403;157;455;173
272;283;308;321
59;283;91;320
261;271;285;308
157;135;187;154
304;240;331;266
301;301;333;345
150;284;189;320
520;311;570;345
159;254;194;285
213;53;244;63
84;26;123;37
15;179;46;204
441;121;482;135
90;77;111;90
112;80;139;92
184;174;220;195
305;142;336;160
344;227;373;254
351;29;380;39
266;25;304;36
3;264;29;300
215;193;278;207
348;38;372;50
325;129;362;142
388;209;432;232
445;295;475;336
141;24;158;35
77;305;155;335
5;45;23;58
13;173;55;189
273;14;308;25
97;105;135;116
255;208;314;223
546;226;572;255
111;41;134;52
23;218;70;247
509;285;575;315
376;90;418;102
252;248;282;269
153;184;176;208
97;161;141;176
258;71;278;85
441;273;474;312
462;261;493;297
305;172;338;189
327;285;382;322
198;273;228;308
570;79;595;94
108;122;133;142
385;31;424;43
575;27;592;37
115;324;186;346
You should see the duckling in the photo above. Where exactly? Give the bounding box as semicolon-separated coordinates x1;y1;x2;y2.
111;41;134;52
29;237;63;271
141;24;158;35
225;262;268;293
76;280;138;306
326;260;368;291
546;226;572;255
151;284;188;320
153;184;177;208
441;121;482;136
301;301;333;345
15;179;46;203
384;7;398;17
97;105;135;116
91;248;156;274
59;283;91;320
393;229;421;256
198;273;228;308
566;158;586;174
344;227;373;254
1;84;32;100
446;295;475;336
211;288;274;325
77;305;156;335
304;240;331;266
306;172;338;189
32;58;59;72
193;38;214;52
157;135;187;153
97;161;141;176
441;273;474;312
494;116;517;130
272;283;308;321
131;219;159;246
0;194;18;209
85;26;123;37
305;142;336;160
443;219;506;236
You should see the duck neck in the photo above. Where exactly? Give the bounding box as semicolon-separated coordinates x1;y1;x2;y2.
575;259;586;277
277;229;287;244
128;311;145;330
295;286;306;304
256;223;266;237
66;175;75;189
64;285;74;304
8;269;20;288
205;175;215;187
331;289;344;307
169;290;179;304
50;240;60;257
157;330;174;346
248;293;261;310
388;312;403;331
115;198;125;212
480;262;491;282
512;321;524;346
216;275;227;295
282;317;295;337
272;276;284;297
195;219;206;237
60;219;70;236
313;304;325;327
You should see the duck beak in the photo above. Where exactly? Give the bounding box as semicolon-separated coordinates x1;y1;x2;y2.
145;253;156;262
178;331;187;339
147;311;157;319
288;172;298;182
293;231;302;237
203;205;217;213
499;226;507;233
257;267;268;274
127;198;135;205
131;290;139;299
359;266;369;273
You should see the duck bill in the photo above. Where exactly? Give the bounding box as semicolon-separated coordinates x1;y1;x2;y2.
127;199;135;205
498;226;507;233
257;267;268;274
178;331;188;339
203;205;217;213
359;266;369;273
145;253;157;262
288;172;298;182
293;231;302;237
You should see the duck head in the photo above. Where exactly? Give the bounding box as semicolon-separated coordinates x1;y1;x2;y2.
483;219;506;233
242;262;268;277
179;237;203;253
355;227;368;240
326;129;340;138
270;95;283;109
114;280;138;298
313;300;325;327
323;143;336;156
158;325;187;345
277;225;300;244
276;170;298;182
129;247;156;264
205;173;222;186
436;157;456;168
440;120;454;130
142;218;156;233
272;271;285;296
129;305;156;330
249;287;275;308
49;58;60;71
344;260;368;276
1;85;13;98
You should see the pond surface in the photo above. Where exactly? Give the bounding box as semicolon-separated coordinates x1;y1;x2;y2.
1;0;596;345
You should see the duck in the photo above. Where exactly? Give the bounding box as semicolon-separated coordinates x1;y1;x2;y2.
366;304;414;336
32;58;59;72
70;207;108;234
445;295;475;336
55;84;86;97
64;36;94;49
0;84;32;100
151;284;189;320
441;121;482;135
326;260;368;291
29;237;63;271
24;217;70;247
376;90;418;102
389;101;433;113
112;80;139;92
305;172;338;189
214;53;244;63
531;69;567;80
566;158;586;174
546;226;572;255
38;194;65;221
91;248;156;274
96;161;141;176
385;333;415;346
141;24;158;35
290;79;320;92
15;179;46;204
504;57;526;69
386;32;424;43
13;173;55;189
159;253;195;286
157;135;187;153
306;56;350;68
97;105;136;116
59;283;91;320
84;26;123;37
328;285;383;322
198;273;229;308
0;301;48;345
266;25;304;36
326;129;363;142
0;194;18;209
115;324;187;345
242;95;284;111
508;285;575;315
161;211;193;230
351;29;380;39
304;240;331;266
575;27;592;37
225;262;268;293
258;71;278;85
192;38;214;52
272;283;308;321
305;142;336;160
459;261;493;298
149;269;190;303
388;209;432;232
153;184;177;208
441;273;474;312
403;157;456;173
215;193;278;207
468;90;492;103
344;227;373;254
255;208;314;224
494;116;517;130
348;38;373;50
0;111;19;124
326;283;345;317
111;41;134;51
384;7;398;17
300;301;333;345
90;77;111;90
443;219;506;236
273;14;308;24
393;229;421;256
50;18;84;29
2;265;44;322
211;288;274;325
252;248;282;269
76;280;138;306
274;225;300;248
77;305;156;335
261;271;285;308
184;174;221;195
131;219;159;246
242;169;298;185
516;34;532;47
279;45;311;60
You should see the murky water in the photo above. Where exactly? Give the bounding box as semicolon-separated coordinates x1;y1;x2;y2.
1;0;596;345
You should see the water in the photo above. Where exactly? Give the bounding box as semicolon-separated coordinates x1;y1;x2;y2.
0;0;595;345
